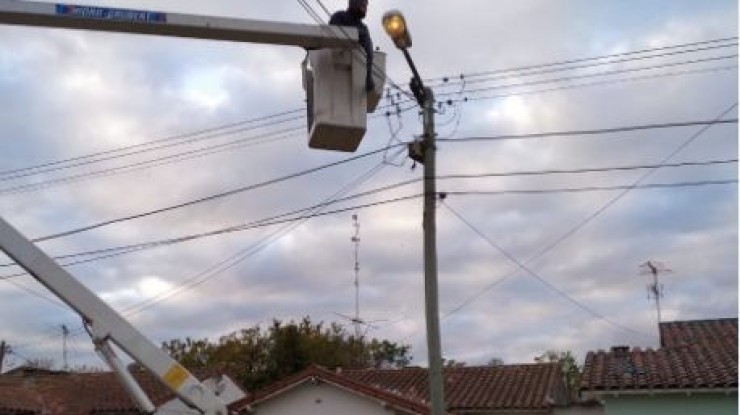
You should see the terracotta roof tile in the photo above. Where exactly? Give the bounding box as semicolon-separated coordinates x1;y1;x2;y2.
0;369;214;415
231;365;451;415
581;318;738;392
342;364;567;411
659;318;737;348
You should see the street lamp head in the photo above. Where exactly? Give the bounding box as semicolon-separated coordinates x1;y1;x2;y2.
382;10;412;49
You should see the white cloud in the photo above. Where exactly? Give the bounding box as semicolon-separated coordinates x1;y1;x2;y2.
0;0;736;373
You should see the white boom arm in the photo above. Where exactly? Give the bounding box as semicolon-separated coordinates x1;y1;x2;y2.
0;2;366;414
0;218;228;414
0;0;358;48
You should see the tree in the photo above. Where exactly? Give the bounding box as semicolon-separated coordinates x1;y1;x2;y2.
535;350;581;398
486;357;504;366
161;317;412;390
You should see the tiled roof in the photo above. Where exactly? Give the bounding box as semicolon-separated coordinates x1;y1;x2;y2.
0;369;183;415
230;365;451;415
659;318;737;348
581;318;739;393
342;364;568;411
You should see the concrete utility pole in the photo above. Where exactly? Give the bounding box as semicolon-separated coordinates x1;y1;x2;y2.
382;11;446;415
421;86;445;415
0;340;7;372
61;324;69;370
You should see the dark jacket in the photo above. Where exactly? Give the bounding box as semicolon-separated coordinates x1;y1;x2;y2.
329;9;375;91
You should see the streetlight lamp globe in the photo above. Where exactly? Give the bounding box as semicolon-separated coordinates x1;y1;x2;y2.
382;10;412;49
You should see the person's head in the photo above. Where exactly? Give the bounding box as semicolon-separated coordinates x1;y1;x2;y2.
348;0;368;19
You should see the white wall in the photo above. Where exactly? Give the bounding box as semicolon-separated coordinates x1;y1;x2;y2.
553;404;605;415
251;379;401;415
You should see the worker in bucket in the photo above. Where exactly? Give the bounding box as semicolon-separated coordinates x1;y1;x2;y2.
330;0;375;92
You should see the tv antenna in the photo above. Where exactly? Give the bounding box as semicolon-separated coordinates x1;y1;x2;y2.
639;260;671;325
351;214;362;339
61;324;69;370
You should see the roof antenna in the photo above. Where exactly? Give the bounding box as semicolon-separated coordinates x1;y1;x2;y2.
351;214;362;340
639;260;672;327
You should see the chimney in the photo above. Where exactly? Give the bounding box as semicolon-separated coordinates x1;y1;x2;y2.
611;346;630;357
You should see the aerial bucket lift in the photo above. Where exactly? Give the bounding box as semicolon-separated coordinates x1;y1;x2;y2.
304;48;386;152
0;1;386;414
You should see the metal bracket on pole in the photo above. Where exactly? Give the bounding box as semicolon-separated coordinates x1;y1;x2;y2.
408;139;425;164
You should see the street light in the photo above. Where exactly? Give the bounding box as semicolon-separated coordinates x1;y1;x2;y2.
382;10;446;415
382;10;411;49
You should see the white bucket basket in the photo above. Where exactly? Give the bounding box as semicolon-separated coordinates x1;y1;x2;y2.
304;48;386;152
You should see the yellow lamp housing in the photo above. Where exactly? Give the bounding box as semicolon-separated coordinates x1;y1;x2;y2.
382;10;412;49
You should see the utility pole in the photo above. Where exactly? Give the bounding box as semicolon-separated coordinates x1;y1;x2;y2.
351;214;362;341
61;324;69;370
421;85;445;415
0;340;7;373
382;11;445;415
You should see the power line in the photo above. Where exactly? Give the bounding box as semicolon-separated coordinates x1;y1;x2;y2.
2;171;734;281
442;54;738;97
0;109;404;196
31;143;405;243
0;127;303;196
119;153;397;316
4;154;405;350
21;117;737;243
5;59;732;194
438;102;738;322
0;108;305;179
427;41;738;89
0;193;423;281
424;36;738;84
461;64;737;104
441;202;653;340
443;179;737;196
439;119;738;143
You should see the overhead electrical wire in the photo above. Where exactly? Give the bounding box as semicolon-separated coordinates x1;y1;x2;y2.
440;119;738;143
438;102;738;323
1;159;734;280
441;202;654;340
0;108;305;179
457;65;738;104
18;118;735;244
3;36;735;190
4;34;736;354
426;40;738;88
30;143;405;243
436;54;738;98
0;126;304;196
3;44;733;194
424;36;738;84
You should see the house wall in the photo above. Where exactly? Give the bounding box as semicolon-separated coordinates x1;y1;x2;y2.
553;404;604;415
250;381;403;415
602;392;737;415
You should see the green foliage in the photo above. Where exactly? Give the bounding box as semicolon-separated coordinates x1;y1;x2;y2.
534;349;581;398
161;317;412;390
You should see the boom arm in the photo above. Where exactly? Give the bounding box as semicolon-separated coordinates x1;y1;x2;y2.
0;0;358;48
0;3;372;412
0;217;228;414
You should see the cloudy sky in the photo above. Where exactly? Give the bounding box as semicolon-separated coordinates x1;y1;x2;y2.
0;0;737;375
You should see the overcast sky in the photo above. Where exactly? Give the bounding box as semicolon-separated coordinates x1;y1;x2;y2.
0;0;737;375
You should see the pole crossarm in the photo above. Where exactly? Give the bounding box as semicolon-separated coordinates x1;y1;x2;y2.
0;0;358;48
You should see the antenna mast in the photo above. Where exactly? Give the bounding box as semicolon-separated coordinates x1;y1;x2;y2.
351;214;362;339
639;260;671;325
61;324;69;370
